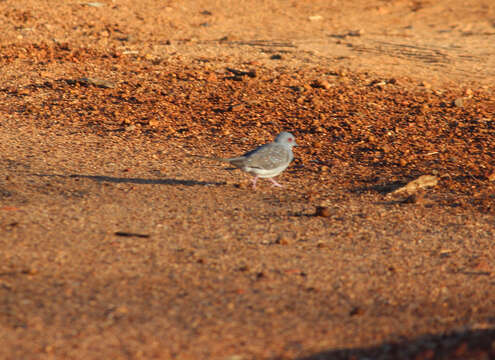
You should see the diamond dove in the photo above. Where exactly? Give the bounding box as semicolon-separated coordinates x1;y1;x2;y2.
194;132;297;189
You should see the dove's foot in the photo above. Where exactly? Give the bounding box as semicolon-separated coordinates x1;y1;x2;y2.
268;178;283;187
251;177;282;189
251;176;258;189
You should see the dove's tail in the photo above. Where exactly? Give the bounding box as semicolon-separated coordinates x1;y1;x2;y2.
187;154;246;168
222;157;246;168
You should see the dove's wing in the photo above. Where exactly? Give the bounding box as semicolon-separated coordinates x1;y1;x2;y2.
238;143;292;170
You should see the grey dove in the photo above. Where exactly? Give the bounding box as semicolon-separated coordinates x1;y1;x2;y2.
194;132;297;189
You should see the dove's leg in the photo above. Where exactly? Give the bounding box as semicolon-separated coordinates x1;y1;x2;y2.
268;177;283;187
251;176;258;189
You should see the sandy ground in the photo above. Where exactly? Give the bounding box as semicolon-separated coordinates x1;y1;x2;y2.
1;0;495;359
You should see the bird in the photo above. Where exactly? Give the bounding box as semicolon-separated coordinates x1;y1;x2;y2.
193;132;297;189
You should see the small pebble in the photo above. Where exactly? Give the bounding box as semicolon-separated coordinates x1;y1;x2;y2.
309;15;323;21
454;97;464;108
420;81;431;89
84;2;105;7
315;206;331;217
311;79;332;89
79;77;115;89
274;235;290;245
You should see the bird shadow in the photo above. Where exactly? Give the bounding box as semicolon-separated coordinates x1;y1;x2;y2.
32;173;226;187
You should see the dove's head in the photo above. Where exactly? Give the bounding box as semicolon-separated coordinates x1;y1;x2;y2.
275;132;297;147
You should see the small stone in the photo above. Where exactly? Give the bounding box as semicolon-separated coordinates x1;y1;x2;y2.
228;104;244;112
369;79;387;88
79;77;115;89
454;97;464;108
290;85;304;92
115;305;128;315
270;54;282;60
349;306;364;316
420;81;431;89
309;15;323;21
84;2;105;7
347;29;363;37
21;268;38;275
226;67;256;78
274;235;290;245
315;206;331;217
390;175;438;196
311;79;332;89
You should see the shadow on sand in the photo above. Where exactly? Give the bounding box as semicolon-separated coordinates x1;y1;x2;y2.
33;173;226;187
296;327;495;360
